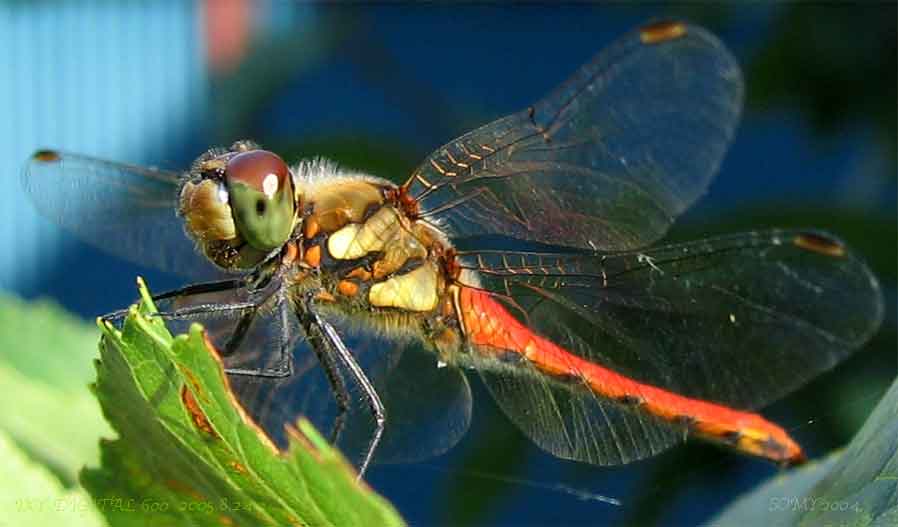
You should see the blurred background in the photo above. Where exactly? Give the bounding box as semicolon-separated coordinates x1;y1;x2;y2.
1;2;895;525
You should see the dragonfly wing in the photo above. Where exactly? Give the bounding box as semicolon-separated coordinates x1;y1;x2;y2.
457;230;882;463
477;340;681;465
334;337;472;465
404;22;743;251
461;230;883;409
23;150;221;279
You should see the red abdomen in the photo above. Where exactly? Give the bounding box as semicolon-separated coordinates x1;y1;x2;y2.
458;286;805;465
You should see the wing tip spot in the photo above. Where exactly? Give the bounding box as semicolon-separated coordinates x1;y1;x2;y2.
639;21;687;44
32;149;61;163
792;232;845;257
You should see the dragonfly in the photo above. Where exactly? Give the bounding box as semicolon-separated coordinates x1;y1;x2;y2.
23;20;883;478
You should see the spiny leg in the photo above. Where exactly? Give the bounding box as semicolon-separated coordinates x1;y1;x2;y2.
301;313;352;447
304;298;385;480
148;279;246;302
225;289;294;378
153;301;258;320
223;310;256;356
155;298;298;377
102;278;246;322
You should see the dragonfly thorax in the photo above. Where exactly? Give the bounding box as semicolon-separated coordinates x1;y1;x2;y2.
294;160;453;318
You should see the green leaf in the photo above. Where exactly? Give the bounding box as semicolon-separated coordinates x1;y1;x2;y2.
0;429;105;527
707;376;898;526
82;278;404;527
0;295;111;484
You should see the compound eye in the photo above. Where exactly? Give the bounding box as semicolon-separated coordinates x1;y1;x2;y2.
225;150;289;197
224;150;295;251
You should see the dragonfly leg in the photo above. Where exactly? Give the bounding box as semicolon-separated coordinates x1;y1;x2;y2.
149;279;246;302
153;301;258;320
225;289;295;378
296;293;351;444
222;310;257;356
303;296;385;480
101;278;246;322
306;323;351;446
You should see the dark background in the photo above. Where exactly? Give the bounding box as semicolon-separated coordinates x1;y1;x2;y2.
3;3;895;525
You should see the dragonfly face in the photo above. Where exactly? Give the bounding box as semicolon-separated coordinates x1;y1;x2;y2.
22;20;883;478
179;141;297;270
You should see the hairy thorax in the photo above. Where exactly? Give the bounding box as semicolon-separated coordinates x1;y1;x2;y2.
288;161;464;353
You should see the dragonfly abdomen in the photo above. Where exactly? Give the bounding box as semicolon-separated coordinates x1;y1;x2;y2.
457;286;806;466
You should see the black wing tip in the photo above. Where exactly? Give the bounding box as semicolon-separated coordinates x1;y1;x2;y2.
32;149;61;163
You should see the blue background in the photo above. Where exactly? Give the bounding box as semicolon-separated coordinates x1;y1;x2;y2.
2;3;895;525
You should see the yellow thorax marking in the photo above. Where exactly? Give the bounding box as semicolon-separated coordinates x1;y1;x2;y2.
327;207;400;260
369;261;440;312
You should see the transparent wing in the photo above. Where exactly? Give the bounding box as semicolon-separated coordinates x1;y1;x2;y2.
461;230;883;416
475;328;682;466
328;332;472;466
23;150;221;278
458;230;882;465
404;21;743;251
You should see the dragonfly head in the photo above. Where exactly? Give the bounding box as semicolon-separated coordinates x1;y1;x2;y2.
178;141;298;270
